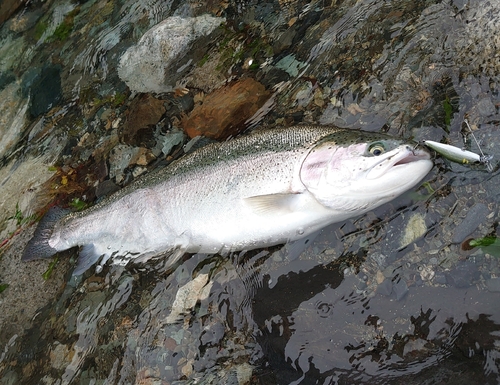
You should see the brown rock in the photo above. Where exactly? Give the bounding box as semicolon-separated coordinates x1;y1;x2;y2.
122;94;166;146
130;147;156;166
181;78;270;139
0;0;25;26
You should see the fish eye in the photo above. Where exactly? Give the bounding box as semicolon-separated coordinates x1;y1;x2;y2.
368;142;386;156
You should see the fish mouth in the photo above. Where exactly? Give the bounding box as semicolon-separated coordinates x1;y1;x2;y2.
367;145;431;180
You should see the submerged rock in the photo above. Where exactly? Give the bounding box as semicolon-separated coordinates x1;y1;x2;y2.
118;14;225;93
21;65;62;118
181;78;270;139
122;94;166;146
451;203;489;244
400;213;427;249
0;0;23;25
445;261;480;288
0;82;29;158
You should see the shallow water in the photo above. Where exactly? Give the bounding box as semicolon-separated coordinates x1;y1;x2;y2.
1;0;500;384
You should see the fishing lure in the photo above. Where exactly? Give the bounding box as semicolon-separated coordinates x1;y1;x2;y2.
423;140;487;164
424;120;494;171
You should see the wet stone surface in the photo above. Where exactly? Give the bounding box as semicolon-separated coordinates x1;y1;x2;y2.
1;0;500;384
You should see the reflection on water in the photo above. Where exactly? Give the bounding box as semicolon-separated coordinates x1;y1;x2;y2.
1;0;500;383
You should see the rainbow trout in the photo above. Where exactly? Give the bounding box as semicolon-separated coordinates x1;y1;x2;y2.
22;125;433;275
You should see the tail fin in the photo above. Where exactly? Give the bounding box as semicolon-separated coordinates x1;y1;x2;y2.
21;207;69;261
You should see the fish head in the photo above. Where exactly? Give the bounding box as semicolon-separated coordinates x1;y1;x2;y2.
300;131;433;215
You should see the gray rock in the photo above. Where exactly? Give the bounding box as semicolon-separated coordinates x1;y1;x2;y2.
393;278;409;301
24;65;62;118
433;271;447;285
376;279;393;297
451;203;489;243
118;15;225;93
445;261;480;288
486;278;500;292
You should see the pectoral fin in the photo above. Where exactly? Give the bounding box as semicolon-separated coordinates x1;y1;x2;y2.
243;193;302;215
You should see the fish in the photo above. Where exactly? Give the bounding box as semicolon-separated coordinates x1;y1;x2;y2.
22;125;433;275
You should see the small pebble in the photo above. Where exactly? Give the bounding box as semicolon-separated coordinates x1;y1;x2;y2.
376;270;385;284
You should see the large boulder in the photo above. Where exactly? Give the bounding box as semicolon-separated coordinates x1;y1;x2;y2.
118;14;225;93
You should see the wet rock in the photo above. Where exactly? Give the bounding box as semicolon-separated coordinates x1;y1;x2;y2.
376;279;393;297
159;129;185;156
181;78;270;139
400;213;427;249
445;261;480;288
434;271;448;285
200;322;225;346
419;265;435;281
376;270;385;284
0;0;24;25
403;338;427;357
236;363;254;384
92;133;120;162
21;66;62;118
50;342;71;370
0;82;29;158
451;203;489;243
118;15;225;93
122;94;166;146
7;9;42;32
108;145;153;184
0;35;26;75
130;147;156;166
476;98;496;116
485;278;500;292
275;54;307;77
0;71;15;91
183;50;228;92
95;180;120;199
393;278;409;301
166;274;212;323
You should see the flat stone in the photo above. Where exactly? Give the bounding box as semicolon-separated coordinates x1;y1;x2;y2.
400;213;427;249
0;82;29;158
0;0;24;25
122;94;165;146
445;261;479;288
452;203;489;244
376;279;393;297
393;278;409;301
24;65;62;118
181;78;270;139
486;278;500;292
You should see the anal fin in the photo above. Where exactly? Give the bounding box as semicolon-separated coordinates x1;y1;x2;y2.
73;244;105;276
